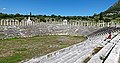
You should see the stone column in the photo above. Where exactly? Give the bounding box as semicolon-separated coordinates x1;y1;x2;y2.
87;22;88;26
6;20;9;26
20;20;22;26
4;20;6;26
91;22;94;26
102;23;104;27
23;20;25;26
18;21;19;26
82;22;84;26
10;20;11;25
1;20;3;25
85;22;87;26
25;21;27;26
72;22;75;26
75;22;77;26
77;22;79;26
89;22;91;26
15;20;18;26
20;21;22;26
79;22;81;25
13;19;15;26
14;20;16;26
12;20;14;25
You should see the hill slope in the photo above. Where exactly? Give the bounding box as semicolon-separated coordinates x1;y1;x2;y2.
106;0;120;12
103;0;120;17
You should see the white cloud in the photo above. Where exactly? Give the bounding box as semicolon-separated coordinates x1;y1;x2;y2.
3;8;6;10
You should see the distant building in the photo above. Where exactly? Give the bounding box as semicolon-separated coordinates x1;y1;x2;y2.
63;19;68;25
27;12;33;24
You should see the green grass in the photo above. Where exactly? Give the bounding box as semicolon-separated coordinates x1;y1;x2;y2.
0;34;5;36
0;34;6;38
0;35;86;63
0;54;23;63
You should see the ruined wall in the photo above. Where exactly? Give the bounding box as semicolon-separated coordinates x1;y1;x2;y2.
0;22;101;39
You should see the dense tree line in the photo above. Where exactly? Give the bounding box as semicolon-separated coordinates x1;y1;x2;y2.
0;13;93;20
0;12;118;23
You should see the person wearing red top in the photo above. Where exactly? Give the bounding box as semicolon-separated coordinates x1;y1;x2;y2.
107;33;112;39
104;32;112;41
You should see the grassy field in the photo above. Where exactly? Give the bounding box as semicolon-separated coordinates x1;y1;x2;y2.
0;35;86;63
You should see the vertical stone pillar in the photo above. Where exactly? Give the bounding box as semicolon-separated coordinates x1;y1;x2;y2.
89;22;91;26
21;20;23;26
25;21;27;26
14;20;16;26
1;19;3;25
92;22;93;26
85;22;87;26
23;20;25;26
10;20;11;25
79;21;81;26
82;22;84;26
77;22;79;26
95;22;96;26
72;22;74;26
12;20;14;26
33;21;34;26
103;23;104;27
9;20;11;26
87;22;89;26
31;21;32;26
15;20;18;26
19;21;21;26
6;20;9;26
18;21;20;26
75;22;77;26
4;20;6;26
26;21;28;26
20;21;22;26
23;20;26;26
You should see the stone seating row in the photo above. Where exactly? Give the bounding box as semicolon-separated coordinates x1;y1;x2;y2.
104;34;120;63
88;27;120;37
24;33;108;63
88;33;120;63
104;42;120;63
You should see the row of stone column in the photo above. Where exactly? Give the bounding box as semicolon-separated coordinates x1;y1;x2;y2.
0;20;36;26
66;21;119;27
0;19;119;27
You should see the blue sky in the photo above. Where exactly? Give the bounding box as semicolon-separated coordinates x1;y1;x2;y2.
0;0;118;16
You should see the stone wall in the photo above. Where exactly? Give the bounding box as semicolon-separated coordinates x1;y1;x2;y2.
0;22;101;39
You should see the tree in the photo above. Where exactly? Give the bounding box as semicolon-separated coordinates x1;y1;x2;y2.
93;13;98;17
58;15;61;18
99;12;104;20
51;14;57;18
43;15;47;17
104;18;111;22
15;13;20;17
94;18;99;22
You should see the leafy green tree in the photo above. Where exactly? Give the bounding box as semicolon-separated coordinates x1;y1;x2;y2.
51;14;57;18
104;18;111;22
15;13;21;17
94;18;99;22
99;12;104;20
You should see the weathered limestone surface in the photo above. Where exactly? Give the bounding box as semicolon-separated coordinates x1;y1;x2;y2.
24;32;120;63
88;33;120;63
0;22;101;39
